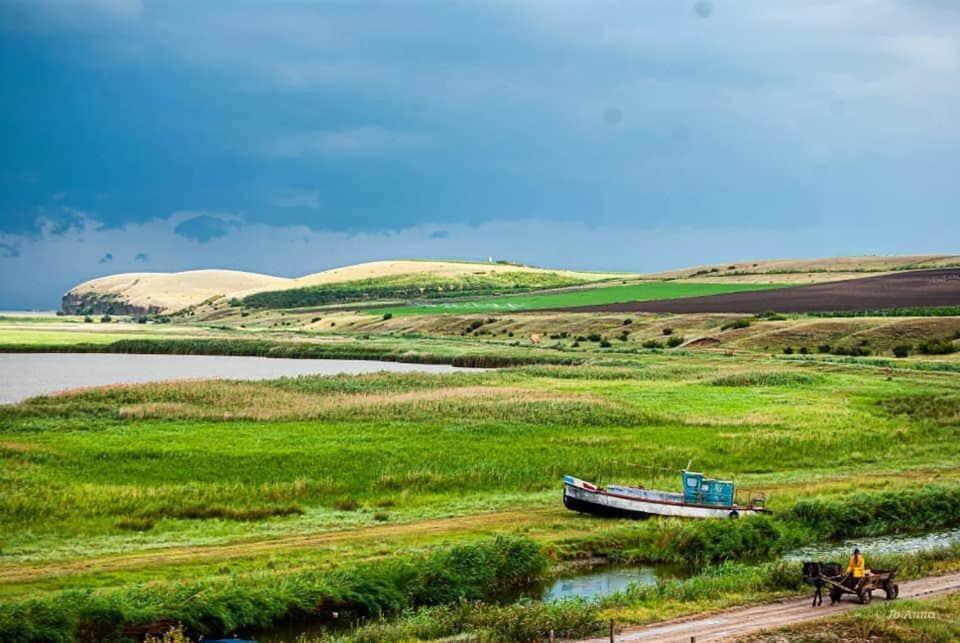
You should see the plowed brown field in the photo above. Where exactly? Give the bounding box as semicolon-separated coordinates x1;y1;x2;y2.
562;269;960;314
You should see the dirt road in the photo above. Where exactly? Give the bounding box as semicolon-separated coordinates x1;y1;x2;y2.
577;571;960;642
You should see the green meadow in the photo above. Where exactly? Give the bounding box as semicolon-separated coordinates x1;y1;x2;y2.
3;338;960;639
374;280;788;315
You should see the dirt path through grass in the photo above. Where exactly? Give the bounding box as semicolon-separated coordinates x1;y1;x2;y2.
576;571;960;642
0;507;563;586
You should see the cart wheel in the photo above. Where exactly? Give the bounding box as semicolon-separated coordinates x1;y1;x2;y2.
885;584;899;600
729;510;739;519
858;589;873;605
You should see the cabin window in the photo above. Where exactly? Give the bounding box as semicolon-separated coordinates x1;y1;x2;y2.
701;484;710;491
686;478;697;487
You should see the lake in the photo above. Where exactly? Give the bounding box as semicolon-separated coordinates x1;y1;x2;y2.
0;353;472;404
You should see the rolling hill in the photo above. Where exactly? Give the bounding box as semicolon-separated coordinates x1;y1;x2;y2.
61;260;630;315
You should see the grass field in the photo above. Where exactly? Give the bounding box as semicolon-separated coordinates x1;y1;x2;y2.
1;304;960;641
3;337;960;640
374;281;788;315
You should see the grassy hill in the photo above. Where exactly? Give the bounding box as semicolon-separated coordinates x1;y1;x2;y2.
62;260;629;315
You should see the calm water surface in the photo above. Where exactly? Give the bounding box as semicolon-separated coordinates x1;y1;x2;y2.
0;353;472;404
255;563;689;642
786;527;960;561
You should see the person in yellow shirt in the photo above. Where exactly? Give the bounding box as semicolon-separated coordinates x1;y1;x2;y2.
845;548;866;587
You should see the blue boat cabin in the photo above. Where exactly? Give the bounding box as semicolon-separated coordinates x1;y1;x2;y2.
682;470;735;507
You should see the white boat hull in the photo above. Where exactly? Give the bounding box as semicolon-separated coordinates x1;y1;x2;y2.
563;481;764;519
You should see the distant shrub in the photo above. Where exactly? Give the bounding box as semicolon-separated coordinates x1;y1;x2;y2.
783;346;794;355
382;313;393;321
720;319;751;331
666;335;684;348
892;344;912;358
622;318;633;326
83;315;93;323
917;338;958;355
100;314;112;323
831;345;871;357
586;333;602;342
662;327;673;335
228;297;242;307
755;311;787;321
642;339;665;349
598;339;612;348
798;346;809;354
619;331;630;342
818;344;832;354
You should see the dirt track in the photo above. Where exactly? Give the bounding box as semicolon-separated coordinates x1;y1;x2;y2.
0;507;561;586
576;570;960;642
562;269;960;314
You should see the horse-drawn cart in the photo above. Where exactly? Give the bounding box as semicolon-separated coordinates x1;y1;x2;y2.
827;569;899;604
803;562;899;605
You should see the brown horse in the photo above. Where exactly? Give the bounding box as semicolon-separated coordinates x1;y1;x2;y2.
802;561;843;606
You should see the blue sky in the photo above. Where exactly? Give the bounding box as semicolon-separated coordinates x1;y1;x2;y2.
1;0;959;308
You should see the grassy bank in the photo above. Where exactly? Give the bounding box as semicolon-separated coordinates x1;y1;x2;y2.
0;337;583;367
0;536;546;642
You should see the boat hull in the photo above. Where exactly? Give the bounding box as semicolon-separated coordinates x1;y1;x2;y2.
564;483;758;519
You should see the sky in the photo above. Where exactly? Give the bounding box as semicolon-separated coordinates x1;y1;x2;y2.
1;0;959;308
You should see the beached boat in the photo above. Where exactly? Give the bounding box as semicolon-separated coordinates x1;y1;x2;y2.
563;471;769;519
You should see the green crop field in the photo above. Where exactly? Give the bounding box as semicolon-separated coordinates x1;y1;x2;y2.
375;281;788;315
3;333;960;641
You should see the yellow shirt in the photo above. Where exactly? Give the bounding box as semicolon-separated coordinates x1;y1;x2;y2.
847;555;866;578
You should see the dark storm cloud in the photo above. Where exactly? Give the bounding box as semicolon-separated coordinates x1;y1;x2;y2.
173;215;239;243
1;1;959;307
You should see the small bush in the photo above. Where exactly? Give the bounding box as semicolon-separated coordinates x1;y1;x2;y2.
831;345;871;357
100;314;112;323
622;318;633;326
642;339;665;349
662;327;673;336
599;339;612;348
83;315;93;323
666;335;684;348
382;313;393;321
783;346;794;355
892;344;912;358
818;343;831;354
586;333;603;342
917;338;957;355
720;319;751;331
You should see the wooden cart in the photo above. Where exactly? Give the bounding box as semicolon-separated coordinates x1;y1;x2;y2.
824;569;899;604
